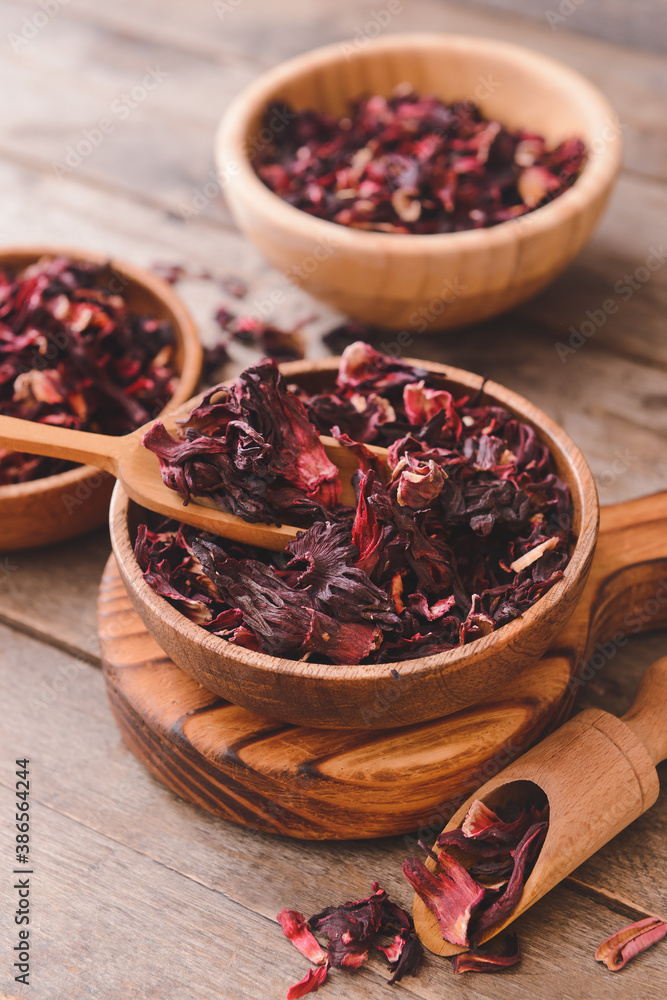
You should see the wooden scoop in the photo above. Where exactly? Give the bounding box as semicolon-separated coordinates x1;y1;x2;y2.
0;410;386;551
414;655;667;954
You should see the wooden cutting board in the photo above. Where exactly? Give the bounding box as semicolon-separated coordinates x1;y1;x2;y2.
99;492;667;840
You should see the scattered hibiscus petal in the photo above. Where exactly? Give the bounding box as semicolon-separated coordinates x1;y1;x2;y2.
286;961;329;999
277;909;327;965
278;884;420;994
595;917;667;971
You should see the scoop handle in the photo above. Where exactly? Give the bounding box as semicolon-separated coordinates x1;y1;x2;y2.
622;656;667;765
0;414;122;473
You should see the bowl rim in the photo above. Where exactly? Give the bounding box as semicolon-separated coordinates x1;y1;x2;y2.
0;244;203;500
110;354;600;682
216;32;623;254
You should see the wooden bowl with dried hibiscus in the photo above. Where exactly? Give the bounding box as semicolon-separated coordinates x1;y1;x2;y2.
109;342;598;729
216;33;622;331
0;248;202;550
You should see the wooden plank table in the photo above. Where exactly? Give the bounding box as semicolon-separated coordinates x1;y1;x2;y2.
0;1;666;997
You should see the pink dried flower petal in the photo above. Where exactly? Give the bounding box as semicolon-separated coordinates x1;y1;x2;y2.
461;799;503;837
595;917;667;971
286;961;329;999
378;934;404;964
517;165;562;208
277;909;328;966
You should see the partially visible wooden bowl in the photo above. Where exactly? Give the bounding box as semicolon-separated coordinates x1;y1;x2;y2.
216;34;622;331
109;356;599;730
0;248;202;551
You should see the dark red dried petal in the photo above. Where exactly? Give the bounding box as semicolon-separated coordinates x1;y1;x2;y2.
452;932;521;974
402;855;485;947
379;930;424;985
468;821;548;942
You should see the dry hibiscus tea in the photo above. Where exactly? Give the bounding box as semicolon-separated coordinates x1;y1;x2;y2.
137;342;573;664
403;794;549;968
252;86;586;234
277;882;423;996
0;255;178;484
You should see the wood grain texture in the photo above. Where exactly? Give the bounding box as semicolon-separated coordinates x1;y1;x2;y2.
414;657;667;956
109;354;599;730
217;33;622;329
99;492;667;839
0;248;202;552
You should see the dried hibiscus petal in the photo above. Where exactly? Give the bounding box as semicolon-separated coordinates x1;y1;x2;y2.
595;917;667;971
277;909;327;965
469;820;548;940
286;961;329;999
451;932;522;974
378;929;424;985
402;854;485;947
143;363;341;523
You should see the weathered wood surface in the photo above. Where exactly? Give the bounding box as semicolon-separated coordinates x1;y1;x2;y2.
0;0;666;995
1;624;666;999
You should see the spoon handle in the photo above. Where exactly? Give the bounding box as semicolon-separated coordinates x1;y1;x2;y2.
0;414;122;474
622;655;667;765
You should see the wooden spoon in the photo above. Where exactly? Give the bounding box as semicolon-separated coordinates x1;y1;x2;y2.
0;411;386;551
414;655;667;954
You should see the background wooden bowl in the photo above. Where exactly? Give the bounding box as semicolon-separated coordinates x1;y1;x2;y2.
109;356;599;730
216;33;622;331
0;247;202;551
